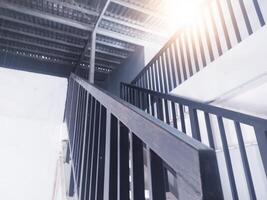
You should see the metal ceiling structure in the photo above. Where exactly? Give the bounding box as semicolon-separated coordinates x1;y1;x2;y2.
0;0;175;83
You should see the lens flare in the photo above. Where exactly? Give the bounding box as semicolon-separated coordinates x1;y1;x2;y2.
162;0;208;31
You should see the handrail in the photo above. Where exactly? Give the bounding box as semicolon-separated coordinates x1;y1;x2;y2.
131;0;266;93
121;82;267;200
121;82;267;128
64;73;223;200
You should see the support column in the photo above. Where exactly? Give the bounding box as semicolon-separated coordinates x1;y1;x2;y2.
89;31;96;84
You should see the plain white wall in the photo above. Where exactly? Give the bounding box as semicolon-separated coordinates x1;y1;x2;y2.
0;67;67;200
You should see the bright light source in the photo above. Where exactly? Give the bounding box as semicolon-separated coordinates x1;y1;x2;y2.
162;0;207;30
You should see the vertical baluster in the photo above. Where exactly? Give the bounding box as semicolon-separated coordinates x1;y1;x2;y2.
119;123;130;200
204;112;215;149
103;111;111;200
254;126;267;176
189;28;200;72
216;0;232;49
177;36;187;81
189;108;201;141
252;0;265;26
234;122;256;199
171;102;178;129
217;116;238;200
169;45;178;88
108;115;118;200
154;60;160;92
165;49;173;91
151;95;155;117
157;58;164;92
145;93;150;114
179;104;186;133
184;32;194;76
79;94;92;200
161;52;169;92
144;71;148;89
164;99;170;125
156;97;164;121
84;98;96;200
147;67;152;90
173;41;182;84
95;105;107;200
88;101;101;200
149;150;166;200
151;65;156;91
209;5;223;56
130;133;145;200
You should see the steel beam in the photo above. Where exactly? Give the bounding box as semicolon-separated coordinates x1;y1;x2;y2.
1;26;83;48
0;48;73;66
96;40;135;52
0;36;80;56
102;15;168;38
92;48;127;59
0;14;136;52
89;31;97;83
77;0;112;83
0;15;88;39
0;1;93;31
0;43;76;62
110;0;167;21
84;55;121;65
97;28;158;47
46;0;99;16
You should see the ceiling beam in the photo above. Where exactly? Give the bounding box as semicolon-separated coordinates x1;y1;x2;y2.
1;31;127;60
0;36;80;56
84;55;121;65
0;1;93;31
96;40;135;52
92;48;127;59
110;0;167;21
1;26;84;48
0;45;74;65
0;15;137;52
97;28;158;47
0;15;88;39
102;15;168;38
0;43;77;62
46;0;99;16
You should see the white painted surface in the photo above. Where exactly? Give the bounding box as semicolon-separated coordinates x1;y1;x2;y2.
0;68;67;200
170;22;267;199
171;24;267;117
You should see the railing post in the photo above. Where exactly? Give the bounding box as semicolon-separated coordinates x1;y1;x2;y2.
189;108;201;140
103;110;112;200
130;133;145;200
150;150;166;200
254;126;267;176
119;123;130;200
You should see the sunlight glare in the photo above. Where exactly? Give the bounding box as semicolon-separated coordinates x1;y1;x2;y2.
163;0;207;30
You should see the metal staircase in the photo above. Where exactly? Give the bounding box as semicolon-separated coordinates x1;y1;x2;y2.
64;74;223;200
120;81;267;199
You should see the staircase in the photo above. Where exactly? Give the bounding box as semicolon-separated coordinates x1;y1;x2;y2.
62;0;267;199
64;74;223;200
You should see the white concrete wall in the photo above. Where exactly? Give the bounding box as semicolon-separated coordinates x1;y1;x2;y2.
170;20;267;200
0;68;67;200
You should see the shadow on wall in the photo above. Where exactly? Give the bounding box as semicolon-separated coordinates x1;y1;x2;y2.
104;46;144;96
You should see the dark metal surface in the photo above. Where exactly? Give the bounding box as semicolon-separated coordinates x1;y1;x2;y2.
64;73;223;199
0;0;177;81
121;82;267;200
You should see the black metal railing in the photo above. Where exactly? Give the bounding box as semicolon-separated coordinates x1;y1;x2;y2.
64;74;223;200
131;0;266;93
121;82;267;200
